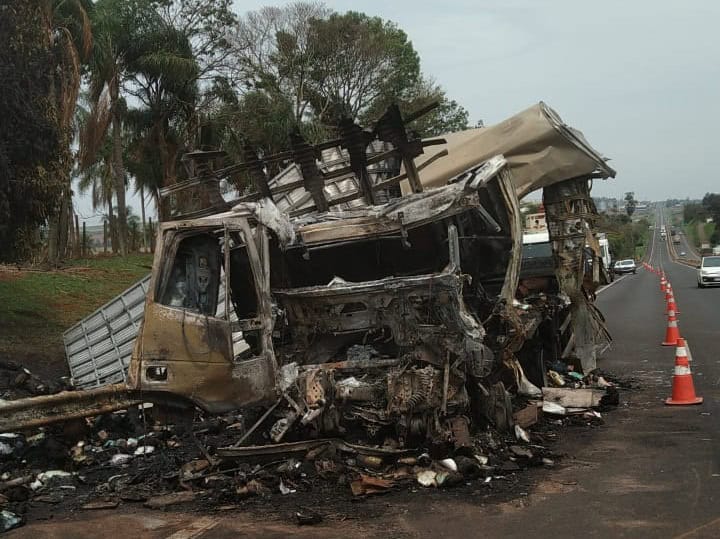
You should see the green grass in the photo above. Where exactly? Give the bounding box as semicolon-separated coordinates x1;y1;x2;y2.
684;220;716;249
0;255;153;374
684;221;700;248
704;222;716;243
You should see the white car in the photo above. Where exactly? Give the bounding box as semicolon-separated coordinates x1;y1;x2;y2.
697;256;720;288
613;259;637;274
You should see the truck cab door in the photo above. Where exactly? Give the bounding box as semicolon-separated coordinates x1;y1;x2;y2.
131;226;274;413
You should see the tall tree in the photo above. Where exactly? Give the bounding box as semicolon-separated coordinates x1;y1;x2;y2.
122;0;235;220
154;0;237;84
624;191;636;217
76;115;119;253
702;193;720;223
48;0;94;263
123;21;199;212
80;0;156;255
231;2;331;123
229;5;467;150
367;76;469;137
305;11;420;123
0;0;91;262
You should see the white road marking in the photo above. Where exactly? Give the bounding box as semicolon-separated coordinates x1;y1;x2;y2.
597;274;628;295
647;212;658;265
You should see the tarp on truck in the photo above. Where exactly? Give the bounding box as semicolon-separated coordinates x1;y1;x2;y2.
402;102;616;198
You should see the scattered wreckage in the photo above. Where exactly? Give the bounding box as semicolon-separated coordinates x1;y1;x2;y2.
0;103;619;524
0;356;617;530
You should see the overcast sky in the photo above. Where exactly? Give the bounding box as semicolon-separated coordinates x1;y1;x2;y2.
315;0;720;201
75;0;720;223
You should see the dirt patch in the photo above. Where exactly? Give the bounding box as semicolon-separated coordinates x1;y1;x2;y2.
0;272;20;282
532;477;579;495
0;349;69;383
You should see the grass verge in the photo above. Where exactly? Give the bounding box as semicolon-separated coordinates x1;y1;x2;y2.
0;254;152;377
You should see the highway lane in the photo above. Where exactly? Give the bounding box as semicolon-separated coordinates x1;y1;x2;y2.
663;208;701;263
676;229;700;262
678;231;700;261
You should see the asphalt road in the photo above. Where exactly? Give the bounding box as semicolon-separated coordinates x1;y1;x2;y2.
677;231;699;261
663;210;700;262
8;209;720;539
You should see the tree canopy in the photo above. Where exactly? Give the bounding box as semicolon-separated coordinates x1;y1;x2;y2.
624;191;636;217
227;3;469;143
1;0;472;262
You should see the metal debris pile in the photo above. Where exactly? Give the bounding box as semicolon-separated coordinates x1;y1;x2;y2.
0;360;618;530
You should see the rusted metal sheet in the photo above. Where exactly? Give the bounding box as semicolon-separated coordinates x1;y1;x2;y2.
543;178;611;372
409;101;616;198
0;384;139;432
64;276;247;390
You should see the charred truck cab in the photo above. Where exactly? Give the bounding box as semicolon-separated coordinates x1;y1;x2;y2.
129;156;522;445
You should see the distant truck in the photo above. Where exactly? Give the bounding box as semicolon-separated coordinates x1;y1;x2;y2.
713;246;720;256
598;234;612;273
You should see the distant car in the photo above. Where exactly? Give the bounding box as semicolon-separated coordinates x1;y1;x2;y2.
697;256;720;288
679;251;686;257
613;259;637;274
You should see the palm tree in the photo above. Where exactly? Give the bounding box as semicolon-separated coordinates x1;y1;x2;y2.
46;0;94;263
75;91;118;252
126;128;162;252
79;0;139;256
123;22;199;220
77;145;119;253
127;210;142;252
82;0;200;241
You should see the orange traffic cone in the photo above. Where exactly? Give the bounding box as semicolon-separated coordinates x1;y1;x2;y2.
660;276;667;292
662;309;680;346
666;285;679;314
666;338;703;405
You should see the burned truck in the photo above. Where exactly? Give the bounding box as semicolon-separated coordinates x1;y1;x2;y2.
128;155;519;447
0;102;615;449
